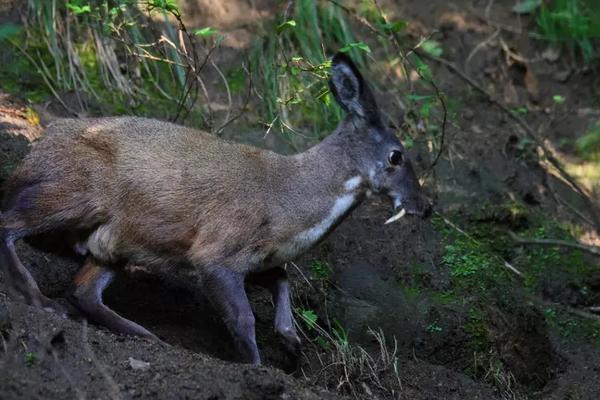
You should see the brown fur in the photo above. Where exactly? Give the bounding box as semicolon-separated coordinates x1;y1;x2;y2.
1;116;362;275
73;260;103;288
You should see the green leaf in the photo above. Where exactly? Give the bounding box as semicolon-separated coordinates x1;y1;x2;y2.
339;42;371;53
404;136;415;150
407;94;433;102
24;352;37;366
194;27;218;37
379;20;408;33
309;260;330;279
552;94;566;104
0;23;21;41
300;309;318;330
421;40;443;57
512;0;542;15
66;3;91;15
146;0;180;15
409;55;433;81
276;20;296;34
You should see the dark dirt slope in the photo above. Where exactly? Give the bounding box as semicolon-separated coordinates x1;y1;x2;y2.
0;300;339;400
0;238;500;400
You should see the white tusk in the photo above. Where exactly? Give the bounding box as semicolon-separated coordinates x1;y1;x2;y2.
384;208;406;225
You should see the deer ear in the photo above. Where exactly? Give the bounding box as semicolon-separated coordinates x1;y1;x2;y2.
329;52;378;121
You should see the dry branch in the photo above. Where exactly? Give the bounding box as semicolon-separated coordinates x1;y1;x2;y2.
509;231;600;257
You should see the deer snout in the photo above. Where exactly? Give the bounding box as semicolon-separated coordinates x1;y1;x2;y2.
386;194;432;224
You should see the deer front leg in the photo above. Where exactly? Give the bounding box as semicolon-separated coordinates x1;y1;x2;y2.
249;268;301;352
204;268;261;364
270;269;301;352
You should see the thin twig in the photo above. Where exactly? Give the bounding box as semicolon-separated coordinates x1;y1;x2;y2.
216;62;253;135
509;231;600;256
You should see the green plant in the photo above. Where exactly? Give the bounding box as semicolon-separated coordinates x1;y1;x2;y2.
295;305;402;397
24;351;37;366
299;308;318;330
426;322;443;333
536;0;600;63
309;260;331;280
249;0;363;141
2;0;216;123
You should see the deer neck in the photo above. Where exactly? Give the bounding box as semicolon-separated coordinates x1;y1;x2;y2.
272;130;367;259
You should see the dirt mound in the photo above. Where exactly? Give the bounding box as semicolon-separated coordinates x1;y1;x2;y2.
0;298;340;400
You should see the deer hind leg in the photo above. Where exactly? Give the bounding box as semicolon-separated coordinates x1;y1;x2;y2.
0;179;99;314
0;226;66;314
70;257;156;339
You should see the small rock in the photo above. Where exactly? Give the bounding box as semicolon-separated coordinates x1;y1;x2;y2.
542;46;560;63
463;109;474;120
552;70;572;82
128;357;150;371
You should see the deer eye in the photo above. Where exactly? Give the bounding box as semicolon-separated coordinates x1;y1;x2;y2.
388;150;403;166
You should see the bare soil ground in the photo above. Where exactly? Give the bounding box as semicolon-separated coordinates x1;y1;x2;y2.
2;0;600;399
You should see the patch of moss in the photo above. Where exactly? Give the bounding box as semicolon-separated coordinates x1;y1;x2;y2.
441;234;513;293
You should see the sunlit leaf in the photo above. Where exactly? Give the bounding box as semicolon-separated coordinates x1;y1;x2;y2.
276;20;296;34
66;3;91;15
300;309;318;330
340;42;371;53
194;27;218;37
421;40;443;57
552;94;566;104
412;56;432;81
146;0;180;15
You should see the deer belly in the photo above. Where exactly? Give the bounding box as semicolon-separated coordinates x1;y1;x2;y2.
86;223;119;262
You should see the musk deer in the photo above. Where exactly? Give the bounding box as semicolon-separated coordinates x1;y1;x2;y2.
0;53;431;364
